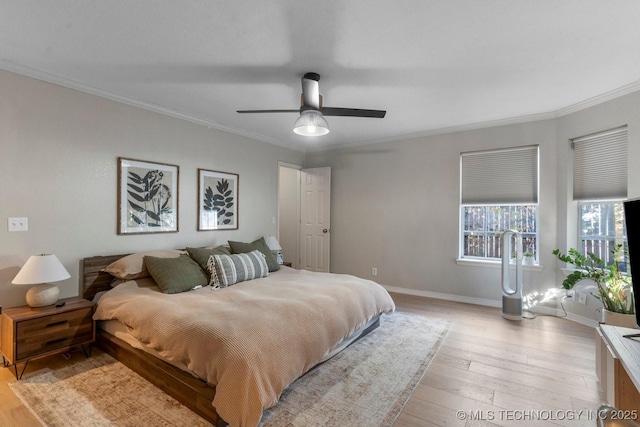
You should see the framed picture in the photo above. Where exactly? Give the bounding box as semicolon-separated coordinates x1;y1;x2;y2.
118;157;179;234
198;169;239;230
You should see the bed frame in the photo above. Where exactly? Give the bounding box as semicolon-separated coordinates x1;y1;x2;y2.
81;254;380;427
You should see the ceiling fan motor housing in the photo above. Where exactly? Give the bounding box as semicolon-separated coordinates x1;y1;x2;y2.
303;72;320;81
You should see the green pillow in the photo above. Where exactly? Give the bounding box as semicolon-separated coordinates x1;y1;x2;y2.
228;237;280;272
186;246;231;271
144;254;208;294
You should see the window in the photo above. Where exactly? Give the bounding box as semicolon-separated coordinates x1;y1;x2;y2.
460;146;539;262
578;201;627;268
463;205;538;259
572;126;628;267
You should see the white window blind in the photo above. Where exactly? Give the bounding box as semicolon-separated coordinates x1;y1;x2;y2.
461;145;539;204
572;126;627;201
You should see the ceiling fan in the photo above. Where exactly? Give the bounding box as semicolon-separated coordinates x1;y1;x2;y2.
237;72;386;136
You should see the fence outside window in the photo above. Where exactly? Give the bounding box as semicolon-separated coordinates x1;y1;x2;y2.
579;201;627;270
462;205;538;260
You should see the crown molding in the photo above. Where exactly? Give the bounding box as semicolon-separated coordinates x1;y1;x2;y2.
0;60;303;152
309;80;640;153
2;60;638;154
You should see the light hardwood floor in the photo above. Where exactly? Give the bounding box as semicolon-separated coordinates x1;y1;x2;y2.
0;293;603;426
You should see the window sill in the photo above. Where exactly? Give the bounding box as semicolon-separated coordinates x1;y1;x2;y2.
455;258;544;272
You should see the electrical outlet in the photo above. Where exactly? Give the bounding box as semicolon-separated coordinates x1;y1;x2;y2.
372;267;378;276
567;289;575;298
8;217;28;232
578;292;587;304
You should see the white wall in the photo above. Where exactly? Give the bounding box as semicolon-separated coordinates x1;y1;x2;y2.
306;91;640;321
0;70;305;307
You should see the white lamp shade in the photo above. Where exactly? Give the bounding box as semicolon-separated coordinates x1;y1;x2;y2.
265;236;282;251
12;254;71;285
293;110;330;136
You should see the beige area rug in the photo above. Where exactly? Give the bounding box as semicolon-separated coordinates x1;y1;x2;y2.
9;353;211;427
10;311;450;427
260;311;452;427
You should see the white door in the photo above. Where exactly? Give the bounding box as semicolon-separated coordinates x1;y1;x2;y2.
300;167;331;272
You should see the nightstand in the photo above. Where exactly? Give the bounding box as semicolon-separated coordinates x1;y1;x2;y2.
0;297;95;379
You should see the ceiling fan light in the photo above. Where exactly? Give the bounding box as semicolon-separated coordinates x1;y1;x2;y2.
293;110;329;136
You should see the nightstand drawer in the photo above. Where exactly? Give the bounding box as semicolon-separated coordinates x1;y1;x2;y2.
16;307;93;360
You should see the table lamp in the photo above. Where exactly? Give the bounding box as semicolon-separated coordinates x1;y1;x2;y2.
265;236;284;264
12;254;70;307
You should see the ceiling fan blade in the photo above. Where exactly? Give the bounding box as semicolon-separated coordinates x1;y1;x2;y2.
301;72;321;110
321;107;386;118
237;109;300;114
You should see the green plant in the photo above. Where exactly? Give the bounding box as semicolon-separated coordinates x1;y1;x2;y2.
552;244;634;314
523;252;534;258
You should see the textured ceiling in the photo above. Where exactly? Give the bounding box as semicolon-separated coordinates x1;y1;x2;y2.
2;1;640;151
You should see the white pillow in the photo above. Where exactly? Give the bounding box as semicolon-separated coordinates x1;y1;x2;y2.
103;250;186;280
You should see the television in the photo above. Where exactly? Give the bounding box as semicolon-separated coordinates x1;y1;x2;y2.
623;198;640;337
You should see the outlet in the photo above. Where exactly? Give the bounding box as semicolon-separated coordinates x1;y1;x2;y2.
8;217;28;232
566;289;575;298
578;292;587;304
372;267;378;276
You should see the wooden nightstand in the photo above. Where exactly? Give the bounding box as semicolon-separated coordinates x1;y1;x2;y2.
0;297;95;379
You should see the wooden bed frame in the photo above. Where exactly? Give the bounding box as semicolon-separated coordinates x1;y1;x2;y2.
81;254;380;427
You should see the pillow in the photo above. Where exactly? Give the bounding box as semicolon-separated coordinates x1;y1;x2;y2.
208;250;269;288
104;250;185;280
186;246;231;271
144;254;208;294
228;237;280;272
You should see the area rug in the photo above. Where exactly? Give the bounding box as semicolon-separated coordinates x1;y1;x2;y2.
260;311;452;427
9;311;450;427
9;353;211;427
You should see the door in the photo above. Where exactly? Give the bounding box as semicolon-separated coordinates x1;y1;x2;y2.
300;167;331;272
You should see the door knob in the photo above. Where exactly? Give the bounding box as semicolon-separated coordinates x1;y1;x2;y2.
323;228;329;233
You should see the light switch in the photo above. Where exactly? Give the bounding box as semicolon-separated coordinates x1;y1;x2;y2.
8;217;28;232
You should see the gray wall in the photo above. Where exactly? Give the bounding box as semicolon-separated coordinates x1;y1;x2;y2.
2;66;639;322
278;164;301;267
306;120;558;303
306;91;640;322
0;70;304;307
554;91;640;319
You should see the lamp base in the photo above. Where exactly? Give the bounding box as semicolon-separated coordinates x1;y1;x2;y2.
26;283;60;307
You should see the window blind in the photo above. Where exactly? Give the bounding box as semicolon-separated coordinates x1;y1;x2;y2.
572;126;627;201
461;145;539;204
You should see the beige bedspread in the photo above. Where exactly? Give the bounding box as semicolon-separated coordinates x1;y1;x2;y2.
93;266;395;427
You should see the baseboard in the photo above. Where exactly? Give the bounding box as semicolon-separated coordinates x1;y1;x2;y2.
562;311;599;328
383;285;501;308
384;285;598;328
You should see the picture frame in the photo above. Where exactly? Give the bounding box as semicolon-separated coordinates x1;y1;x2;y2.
118;157;179;234
198;168;239;231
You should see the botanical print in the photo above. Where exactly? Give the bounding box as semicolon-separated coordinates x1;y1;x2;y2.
198;169;238;230
118;158;179;234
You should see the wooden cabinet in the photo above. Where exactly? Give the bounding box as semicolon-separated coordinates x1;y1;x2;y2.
0;297;95;378
596;325;640;411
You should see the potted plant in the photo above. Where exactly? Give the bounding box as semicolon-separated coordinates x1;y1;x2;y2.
523;252;535;266
552;244;635;326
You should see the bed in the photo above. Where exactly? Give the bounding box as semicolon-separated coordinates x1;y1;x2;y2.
81;250;395;427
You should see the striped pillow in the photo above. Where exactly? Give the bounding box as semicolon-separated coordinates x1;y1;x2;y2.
207;250;269;288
